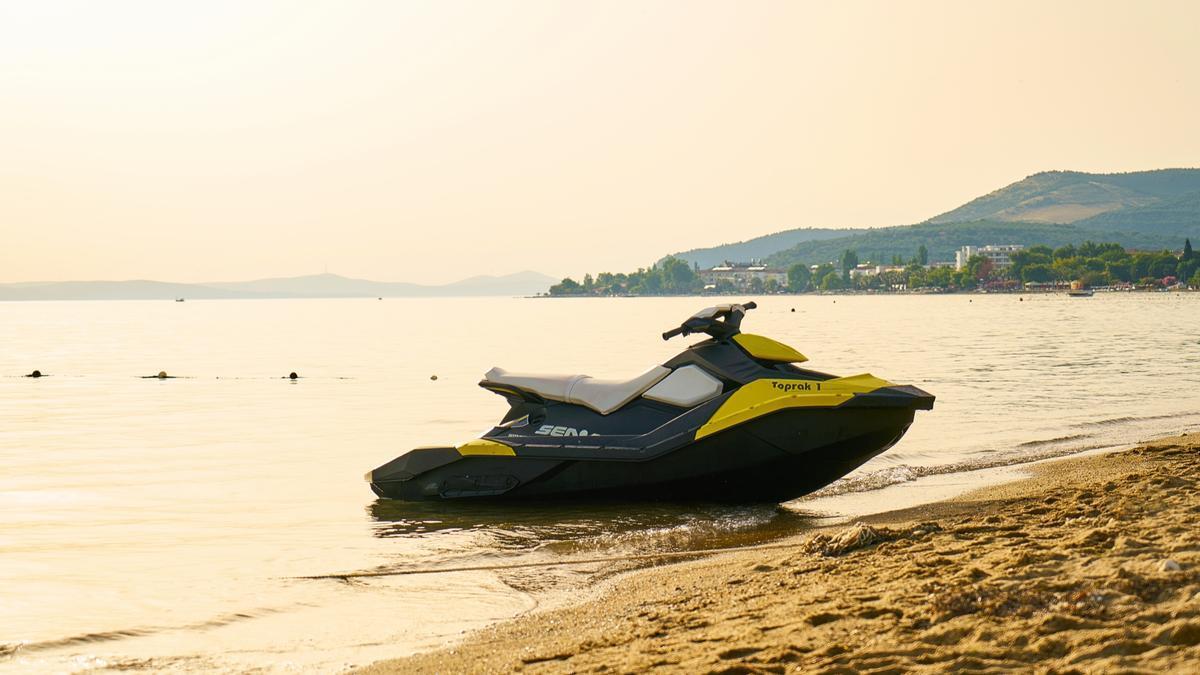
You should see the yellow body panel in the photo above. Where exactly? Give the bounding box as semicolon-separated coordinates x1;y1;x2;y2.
457;439;516;456
694;374;894;439
733;334;809;363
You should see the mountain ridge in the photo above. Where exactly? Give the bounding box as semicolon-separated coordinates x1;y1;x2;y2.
0;271;557;301
663;168;1200;269
926;168;1200;224
659;228;849;268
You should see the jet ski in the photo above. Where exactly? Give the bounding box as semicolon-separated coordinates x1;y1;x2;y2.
367;302;934;503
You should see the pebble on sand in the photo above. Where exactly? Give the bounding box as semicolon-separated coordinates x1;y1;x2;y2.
1159;559;1182;572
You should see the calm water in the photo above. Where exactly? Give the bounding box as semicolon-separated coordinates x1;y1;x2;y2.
3;295;1199;672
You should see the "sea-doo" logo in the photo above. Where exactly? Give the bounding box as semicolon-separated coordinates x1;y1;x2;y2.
534;425;593;437
771;381;822;393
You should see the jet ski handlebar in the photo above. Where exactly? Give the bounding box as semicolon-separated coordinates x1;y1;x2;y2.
662;301;756;341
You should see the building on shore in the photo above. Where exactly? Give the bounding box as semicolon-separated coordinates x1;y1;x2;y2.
955;244;1024;271
849;264;908;279
700;262;788;290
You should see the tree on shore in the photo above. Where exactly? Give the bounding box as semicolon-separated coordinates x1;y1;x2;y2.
966;254;993;280
840;249;859;281
786;263;811;292
819;270;844;290
917;244;929;266
550;277;584;295
1021;264;1054;283
660;257;698;293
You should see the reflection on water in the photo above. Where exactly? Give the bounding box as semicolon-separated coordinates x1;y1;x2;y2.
368;498;816;562
2;294;1199;672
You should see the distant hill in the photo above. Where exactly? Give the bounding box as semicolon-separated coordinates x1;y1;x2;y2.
927;169;1200;224
1072;190;1200;237
652;168;1200;270
662;228;847;268
0;280;249;302
763;220;1191;269
0;271;557;301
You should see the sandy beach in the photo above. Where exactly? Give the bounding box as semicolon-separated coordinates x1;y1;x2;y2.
359;433;1200;674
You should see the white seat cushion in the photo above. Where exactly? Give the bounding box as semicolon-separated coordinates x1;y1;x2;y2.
484;366;670;415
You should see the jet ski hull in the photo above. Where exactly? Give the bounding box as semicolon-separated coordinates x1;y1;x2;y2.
369;405;920;503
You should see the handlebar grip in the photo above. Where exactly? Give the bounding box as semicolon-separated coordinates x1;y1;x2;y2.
743;301;757;310
662;326;686;340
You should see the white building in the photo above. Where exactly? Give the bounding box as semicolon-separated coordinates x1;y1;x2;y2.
955;244;1024;271
849;264;907;279
700;262;787;289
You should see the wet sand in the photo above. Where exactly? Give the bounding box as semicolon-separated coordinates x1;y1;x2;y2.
359;434;1200;673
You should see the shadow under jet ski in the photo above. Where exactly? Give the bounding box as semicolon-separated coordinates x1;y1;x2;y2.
367;498;819;556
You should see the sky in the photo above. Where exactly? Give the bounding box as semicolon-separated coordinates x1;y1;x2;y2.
2;1;1198;284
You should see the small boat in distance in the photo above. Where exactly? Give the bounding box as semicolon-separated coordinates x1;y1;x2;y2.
175;298;185;302
1067;281;1093;297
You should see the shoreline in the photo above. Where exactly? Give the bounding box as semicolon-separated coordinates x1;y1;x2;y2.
534;287;1199;298
358;433;1200;673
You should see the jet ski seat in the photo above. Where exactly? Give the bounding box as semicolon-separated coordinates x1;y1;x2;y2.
483;366;671;415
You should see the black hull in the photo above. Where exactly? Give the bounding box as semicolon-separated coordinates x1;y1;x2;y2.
369;407;915;504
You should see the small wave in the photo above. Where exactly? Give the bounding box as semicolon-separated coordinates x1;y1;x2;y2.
1073;412;1186;428
1017;433;1094;448
5;606;284;655
800;441;1123;501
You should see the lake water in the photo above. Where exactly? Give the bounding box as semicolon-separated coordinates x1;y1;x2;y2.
3;294;1199;672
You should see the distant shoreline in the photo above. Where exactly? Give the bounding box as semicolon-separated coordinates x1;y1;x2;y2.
533;287;1199;299
2;287;1194;303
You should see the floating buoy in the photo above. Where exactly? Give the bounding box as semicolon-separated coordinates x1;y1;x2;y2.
289;372;298;380
430;375;438;381
790;308;795;313
27;370;42;378
141;371;175;379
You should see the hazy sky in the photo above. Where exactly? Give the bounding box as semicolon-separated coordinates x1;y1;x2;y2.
3;1;1198;284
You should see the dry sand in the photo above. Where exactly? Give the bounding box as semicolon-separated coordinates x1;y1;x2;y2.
358;434;1200;674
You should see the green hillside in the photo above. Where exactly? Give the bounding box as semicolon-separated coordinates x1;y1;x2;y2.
927;169;1200;224
1073;191;1200;237
763;220;1190;268
655;168;1200;269
663;228;847;268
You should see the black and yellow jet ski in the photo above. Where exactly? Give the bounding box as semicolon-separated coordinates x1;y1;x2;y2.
367;302;933;503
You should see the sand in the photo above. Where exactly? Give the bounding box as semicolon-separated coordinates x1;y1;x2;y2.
358;434;1200;674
